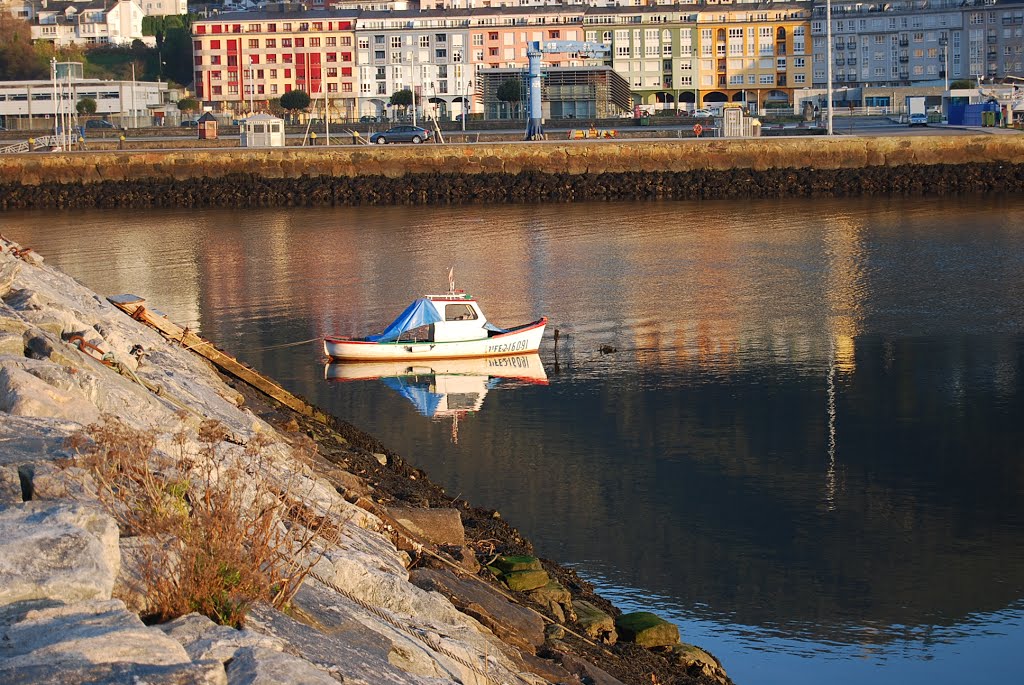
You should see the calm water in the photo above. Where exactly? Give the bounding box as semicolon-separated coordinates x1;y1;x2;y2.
6;197;1024;685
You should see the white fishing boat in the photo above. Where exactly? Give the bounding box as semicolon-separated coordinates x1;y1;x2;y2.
323;279;546;361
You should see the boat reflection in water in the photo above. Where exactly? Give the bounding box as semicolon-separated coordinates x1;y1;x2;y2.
325;353;547;442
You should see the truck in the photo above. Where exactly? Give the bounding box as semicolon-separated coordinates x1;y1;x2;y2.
906;96;928;126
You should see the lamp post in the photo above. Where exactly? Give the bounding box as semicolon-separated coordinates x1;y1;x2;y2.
940;35;949;120
131;63;137;129
825;0;834;135
248;56;255;115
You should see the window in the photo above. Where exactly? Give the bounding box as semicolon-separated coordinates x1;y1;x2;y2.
266;38;276;48
248;39;258;48
445;304;477;321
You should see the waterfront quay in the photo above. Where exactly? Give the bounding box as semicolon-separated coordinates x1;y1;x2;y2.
2;135;1024;210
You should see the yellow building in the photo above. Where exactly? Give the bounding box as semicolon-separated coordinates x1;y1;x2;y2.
694;4;812;112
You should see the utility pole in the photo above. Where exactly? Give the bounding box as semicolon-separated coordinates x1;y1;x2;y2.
131;63;137;129
825;0;834;135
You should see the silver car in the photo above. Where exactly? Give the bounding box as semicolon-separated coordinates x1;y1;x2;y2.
370;125;432;145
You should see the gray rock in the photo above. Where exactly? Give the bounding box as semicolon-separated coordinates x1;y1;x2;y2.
386;506;465;546
0;414;78;468
0;332;24;355
528;578;576;624
0;659;227;685
670;643;729;684
0;599;192;672
410;568;545;653
614;611;679;648
23;462;94;501
159;612;285;664
0;465;22;504
549;652;627;685
573;600;617;645
226;646;339;685
0;363;101;425
243;590;445;685
0;501;120;607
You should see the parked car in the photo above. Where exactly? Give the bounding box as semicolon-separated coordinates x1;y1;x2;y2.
180;119;200;127
359;115;380;123
908;113;928;127
369;125;432;145
692;108;715;118
85;119;115;129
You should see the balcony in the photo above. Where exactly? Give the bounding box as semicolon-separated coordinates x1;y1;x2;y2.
987;35;998;44
835;42;845;50
836;58;845;66
899;55;909;63
898;71;909;79
846;42;856;49
899;38;909;46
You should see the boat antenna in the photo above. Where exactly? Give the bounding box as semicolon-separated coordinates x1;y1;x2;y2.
447;266;455;294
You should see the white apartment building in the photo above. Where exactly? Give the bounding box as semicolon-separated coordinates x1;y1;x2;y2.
30;0;148;47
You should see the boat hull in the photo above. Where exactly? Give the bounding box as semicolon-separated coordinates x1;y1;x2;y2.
324;318;546;361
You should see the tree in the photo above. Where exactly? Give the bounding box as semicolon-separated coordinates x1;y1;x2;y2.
950;79;975;90
496;79;523;119
76;97;97;116
280;89;311;113
390;88;413;111
177;97;200;114
0;15;48;80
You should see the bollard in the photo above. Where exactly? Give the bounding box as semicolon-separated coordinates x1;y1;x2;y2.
310;132;318;146
78;136;85;151
118;135;126;150
28;138;35;152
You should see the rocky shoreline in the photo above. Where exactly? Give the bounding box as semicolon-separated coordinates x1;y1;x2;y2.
2;163;1024;210
0;237;731;685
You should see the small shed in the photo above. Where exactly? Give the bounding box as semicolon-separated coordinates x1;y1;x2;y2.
240;113;286;148
197;111;218;140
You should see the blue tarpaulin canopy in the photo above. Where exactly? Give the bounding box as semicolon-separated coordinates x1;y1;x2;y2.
367;298;443;342
381;377;443;417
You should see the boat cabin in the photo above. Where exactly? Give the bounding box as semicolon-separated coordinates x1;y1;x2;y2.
426;294;488;343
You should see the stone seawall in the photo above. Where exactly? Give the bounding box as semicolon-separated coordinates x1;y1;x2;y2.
1;135;1023;209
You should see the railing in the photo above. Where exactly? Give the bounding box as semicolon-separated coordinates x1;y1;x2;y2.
0;134;64;155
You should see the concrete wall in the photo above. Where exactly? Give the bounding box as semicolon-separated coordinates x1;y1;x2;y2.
2;136;1024;210
3;136;1024;186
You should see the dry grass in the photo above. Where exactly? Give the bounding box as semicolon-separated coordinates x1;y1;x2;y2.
68;416;335;627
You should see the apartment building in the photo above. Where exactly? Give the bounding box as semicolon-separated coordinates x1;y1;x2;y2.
810;0;1024;94
582;4;811;113
354;6;589;119
693;4;813;112
29;0;147;47
191;8;359;117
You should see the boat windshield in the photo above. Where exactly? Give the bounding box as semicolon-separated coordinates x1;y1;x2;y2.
367;298;444;343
